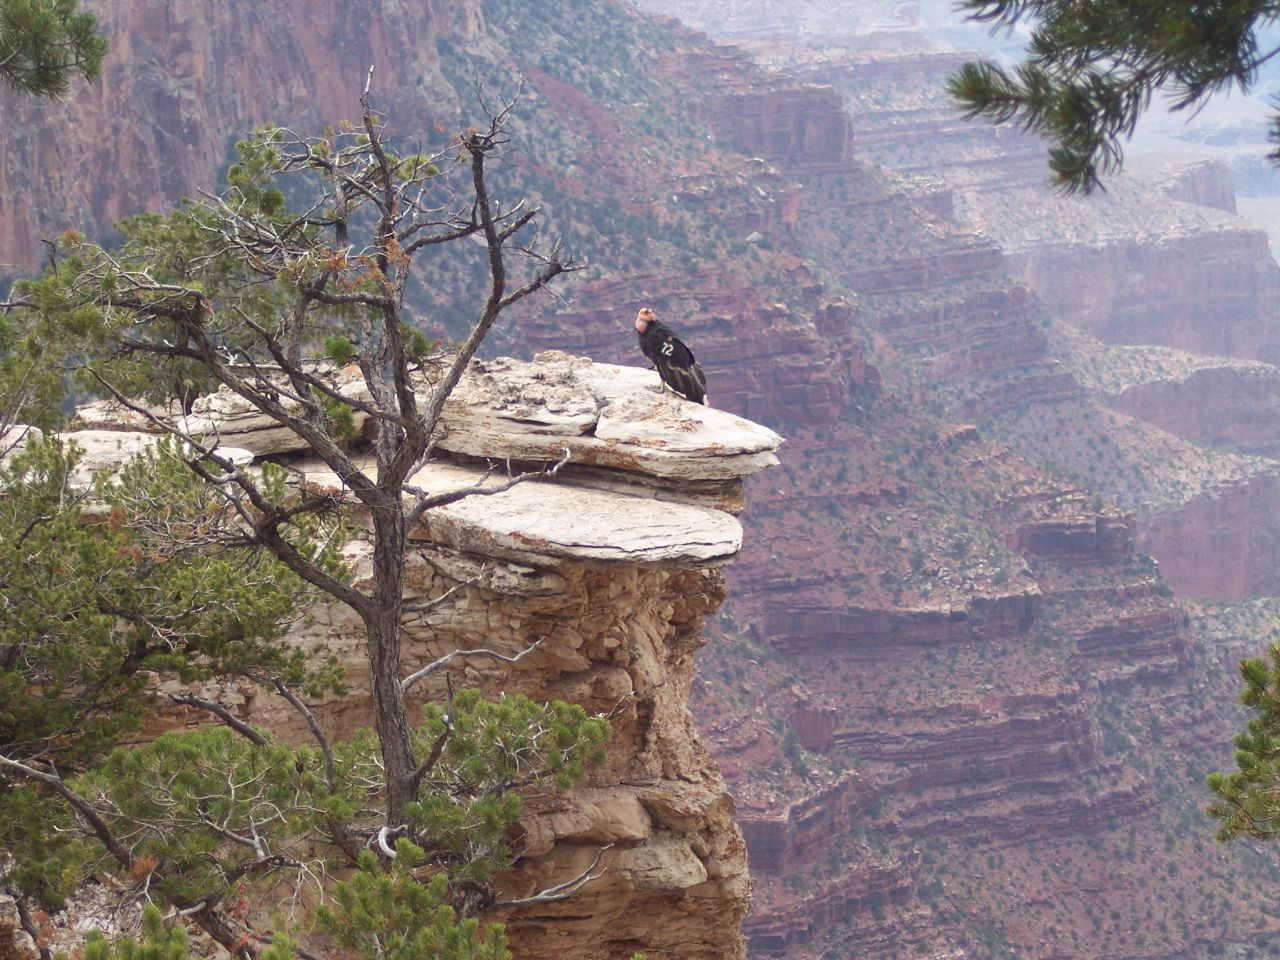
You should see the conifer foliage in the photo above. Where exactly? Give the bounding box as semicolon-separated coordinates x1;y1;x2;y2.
1208;645;1280;841
949;1;1280;191
0;436;338;768
0;0;105;98
0;82;605;960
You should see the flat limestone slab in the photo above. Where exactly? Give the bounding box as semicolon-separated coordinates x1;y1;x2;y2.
126;352;783;482
301;460;743;569
440;352;783;481
1;426;253;489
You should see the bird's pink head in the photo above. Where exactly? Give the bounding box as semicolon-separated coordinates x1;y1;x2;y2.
635;307;655;333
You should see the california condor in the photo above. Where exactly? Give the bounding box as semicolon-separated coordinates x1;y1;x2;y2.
635;307;707;405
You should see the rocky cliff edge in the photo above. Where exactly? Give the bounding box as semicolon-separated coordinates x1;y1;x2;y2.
14;350;782;960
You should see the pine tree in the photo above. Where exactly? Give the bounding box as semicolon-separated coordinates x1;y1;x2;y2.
0;433;338;762
0;0;106;98
0;86;611;960
82;905;194;960
948;1;1280;191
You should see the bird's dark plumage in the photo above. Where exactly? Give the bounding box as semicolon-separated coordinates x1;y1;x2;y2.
635;307;707;404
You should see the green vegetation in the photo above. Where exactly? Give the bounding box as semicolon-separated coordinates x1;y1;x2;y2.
0;433;337;777
950;0;1280;190
1209;642;1280;840
0;0;105;99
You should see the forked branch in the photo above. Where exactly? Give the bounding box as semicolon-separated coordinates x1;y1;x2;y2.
494;844;612;909
405;447;572;527
400;637;546;696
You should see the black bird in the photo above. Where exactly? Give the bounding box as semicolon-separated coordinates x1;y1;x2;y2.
635;307;707;405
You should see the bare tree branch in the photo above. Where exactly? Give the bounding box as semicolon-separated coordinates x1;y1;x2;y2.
400;637;545;696
273;679;334;790
97;297;382;510
189;901;259;960
404;448;572;528
407;674;455;798
402;575;479;617
82;369;372;616
167;693;268;746
229;305;408;427
494;844;612;909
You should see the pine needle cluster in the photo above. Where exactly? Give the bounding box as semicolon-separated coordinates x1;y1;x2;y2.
950;0;1280;191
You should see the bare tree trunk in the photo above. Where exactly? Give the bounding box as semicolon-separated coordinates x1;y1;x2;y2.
366;500;415;827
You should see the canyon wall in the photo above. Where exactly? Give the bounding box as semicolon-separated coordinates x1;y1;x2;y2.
782;45;1280;603
1104;361;1280;456
0;0;484;272
626;29;1280;959
1011;228;1280;361
9;2;1280;958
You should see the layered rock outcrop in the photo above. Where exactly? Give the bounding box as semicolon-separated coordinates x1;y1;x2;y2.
790;48;1280;366
709;85;853;168
1105;361;1280;457
781;44;1280;605
1128;155;1239;214
641;30;1278;960
35;351;783;960
1134;468;1280;599
1013;227;1280;361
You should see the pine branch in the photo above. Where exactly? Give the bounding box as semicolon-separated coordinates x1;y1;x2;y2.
166;693;268;746
273;679;335;790
0;755;133;869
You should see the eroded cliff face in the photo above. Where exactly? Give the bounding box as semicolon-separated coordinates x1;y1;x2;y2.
1103;360;1280;456
603;17;1280;959
779;45;1280;604
778;47;1280;363
43;351;783;960
0;0;485;271
711;420;1219;958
